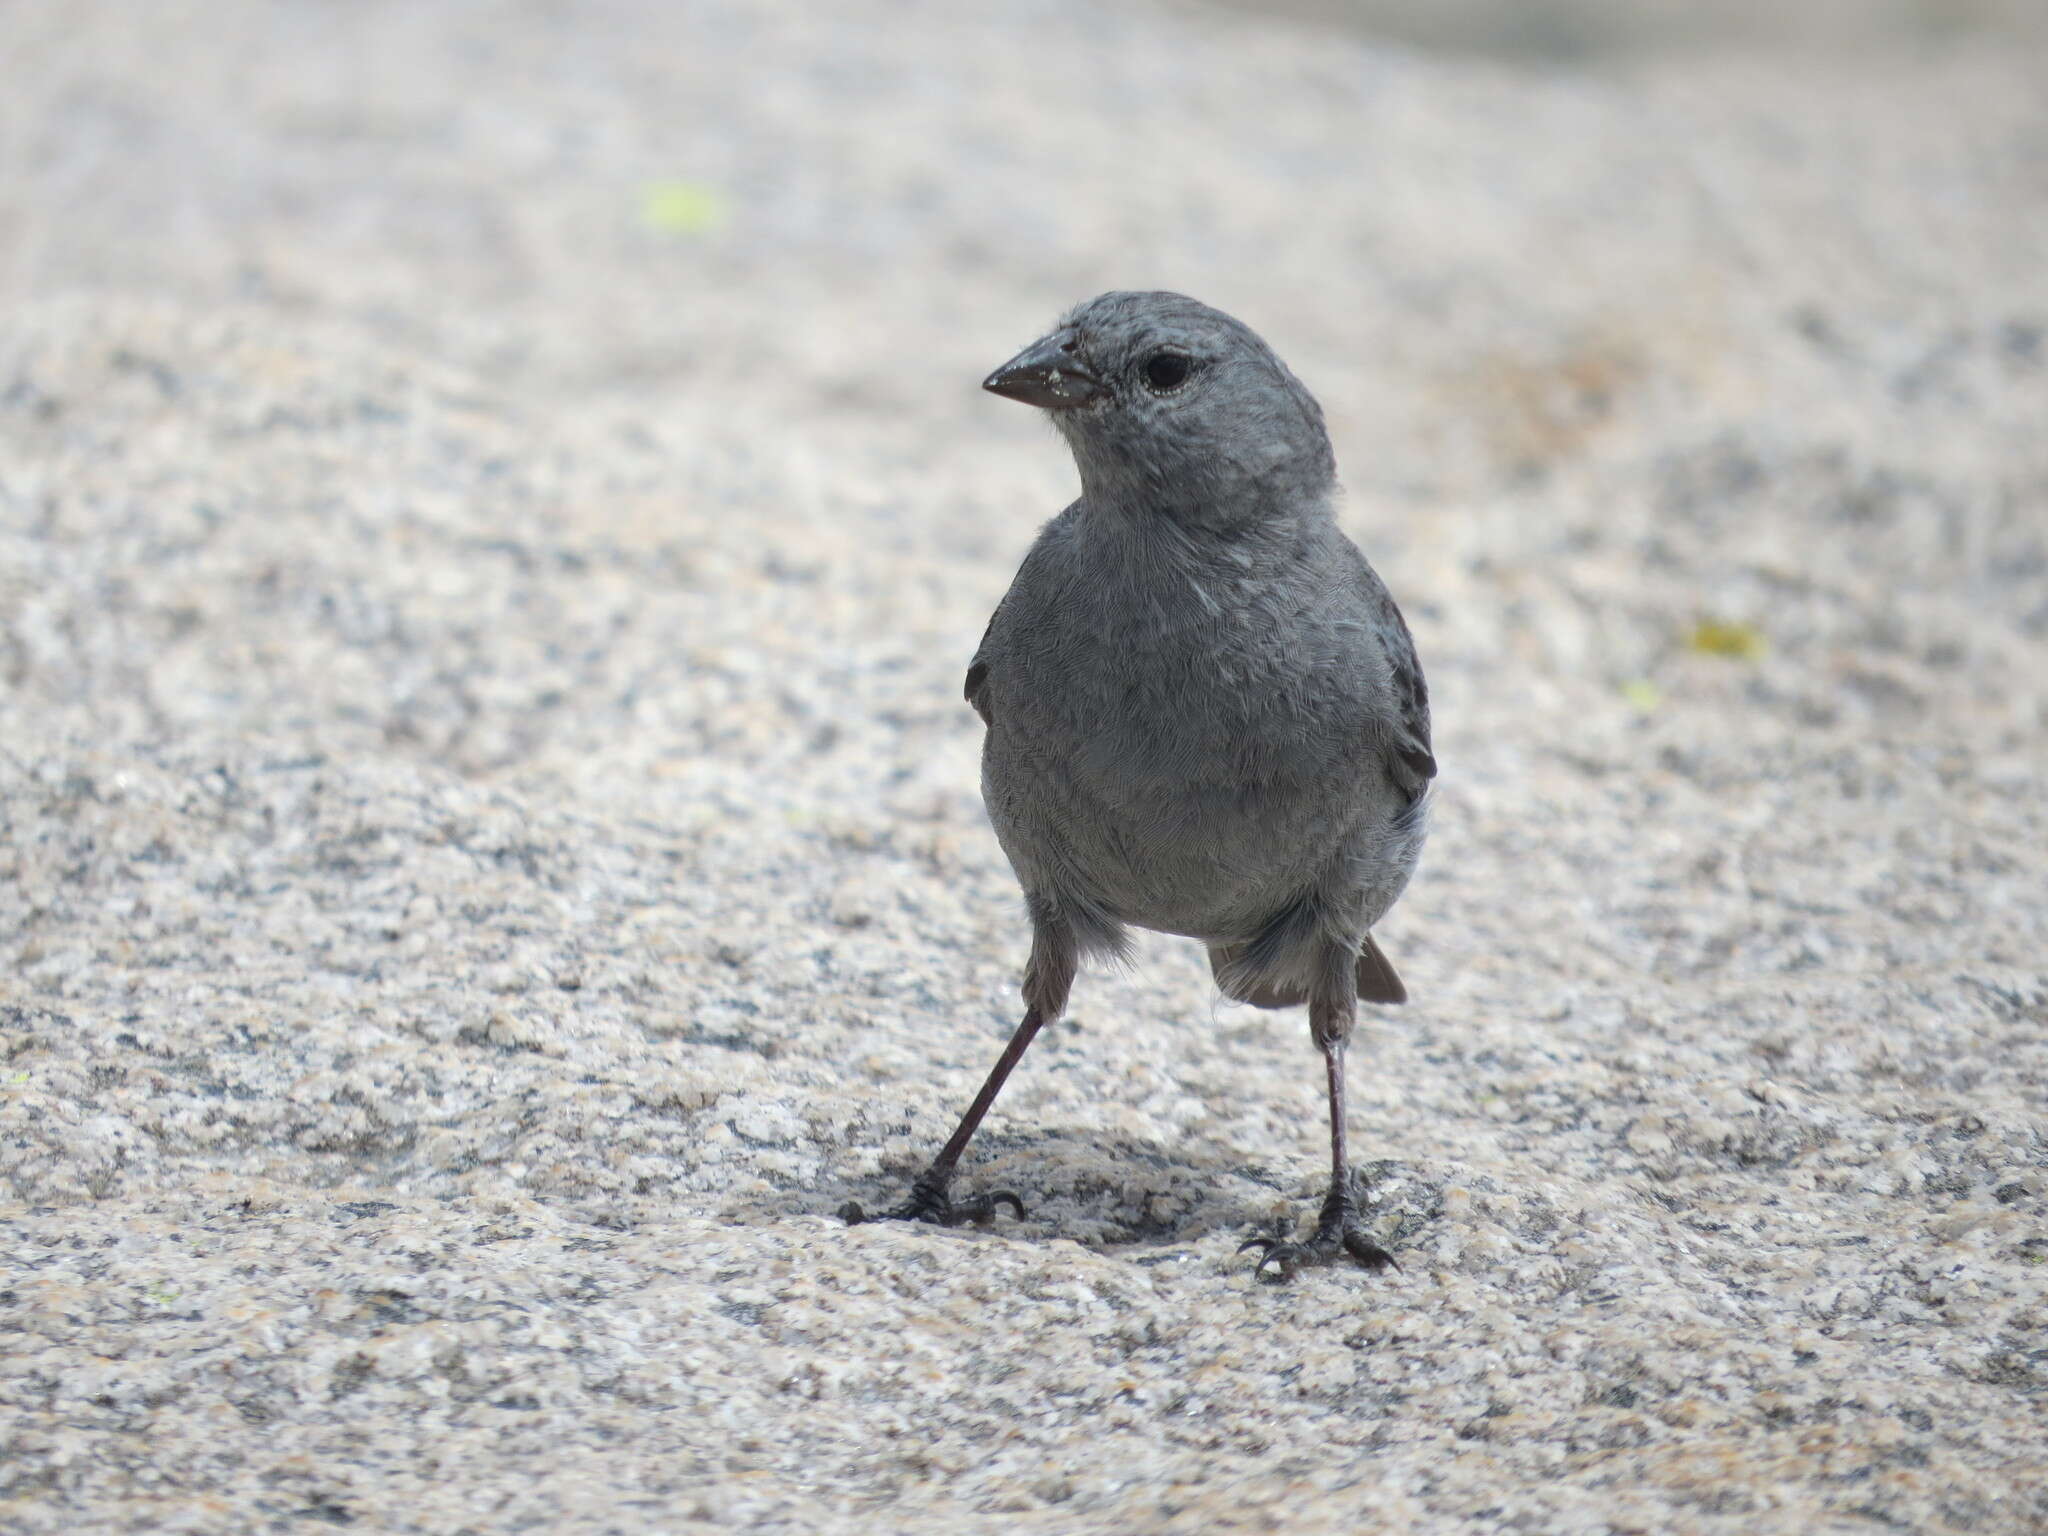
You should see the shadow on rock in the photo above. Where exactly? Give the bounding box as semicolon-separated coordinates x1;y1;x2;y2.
745;1129;1446;1260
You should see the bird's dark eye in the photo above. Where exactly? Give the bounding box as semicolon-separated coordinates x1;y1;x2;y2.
1140;351;1193;394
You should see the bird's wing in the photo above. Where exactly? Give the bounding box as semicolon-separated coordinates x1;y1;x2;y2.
1364;570;1435;801
964;613;998;727
965;503;1081;730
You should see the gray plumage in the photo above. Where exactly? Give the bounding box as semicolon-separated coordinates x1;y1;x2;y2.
970;291;1432;1007
843;291;1434;1278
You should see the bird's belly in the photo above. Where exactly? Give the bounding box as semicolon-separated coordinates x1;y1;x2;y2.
985;726;1379;941
980;571;1411;941
1085;814;1309;939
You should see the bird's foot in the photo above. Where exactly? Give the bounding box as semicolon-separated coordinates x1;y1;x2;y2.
838;1174;1025;1228
1238;1193;1398;1282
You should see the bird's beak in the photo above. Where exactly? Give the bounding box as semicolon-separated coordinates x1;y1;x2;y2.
983;331;1102;410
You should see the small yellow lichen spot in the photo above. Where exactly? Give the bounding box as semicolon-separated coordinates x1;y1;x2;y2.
641;181;727;235
1620;678;1662;712
1686;618;1766;660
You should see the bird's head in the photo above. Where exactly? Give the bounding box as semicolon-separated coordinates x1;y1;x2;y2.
983;291;1336;529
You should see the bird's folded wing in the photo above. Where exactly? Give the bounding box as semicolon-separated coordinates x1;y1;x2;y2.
964;612;998;727
1370;583;1435;803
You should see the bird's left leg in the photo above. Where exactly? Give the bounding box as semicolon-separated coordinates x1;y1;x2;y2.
1240;945;1399;1280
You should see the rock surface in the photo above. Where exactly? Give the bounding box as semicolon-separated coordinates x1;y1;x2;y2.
2;2;2044;1531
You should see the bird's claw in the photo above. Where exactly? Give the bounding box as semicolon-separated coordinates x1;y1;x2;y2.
1238;1224;1397;1282
839;1181;1026;1228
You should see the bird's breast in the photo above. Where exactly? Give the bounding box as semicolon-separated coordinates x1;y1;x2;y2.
983;557;1391;936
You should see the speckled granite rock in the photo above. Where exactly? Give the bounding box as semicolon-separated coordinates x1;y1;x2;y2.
2;2;2045;1532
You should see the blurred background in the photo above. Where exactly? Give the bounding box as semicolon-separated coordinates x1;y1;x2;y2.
1240;0;2048;58
2;0;2043;1148
4;0;2042;718
3;4;2046;1530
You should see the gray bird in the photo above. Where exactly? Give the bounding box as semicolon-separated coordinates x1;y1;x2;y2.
842;291;1434;1279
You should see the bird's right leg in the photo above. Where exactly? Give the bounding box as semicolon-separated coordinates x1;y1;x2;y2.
1239;940;1400;1279
839;908;1076;1227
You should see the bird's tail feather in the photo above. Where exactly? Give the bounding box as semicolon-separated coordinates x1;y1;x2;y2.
1208;933;1407;1009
